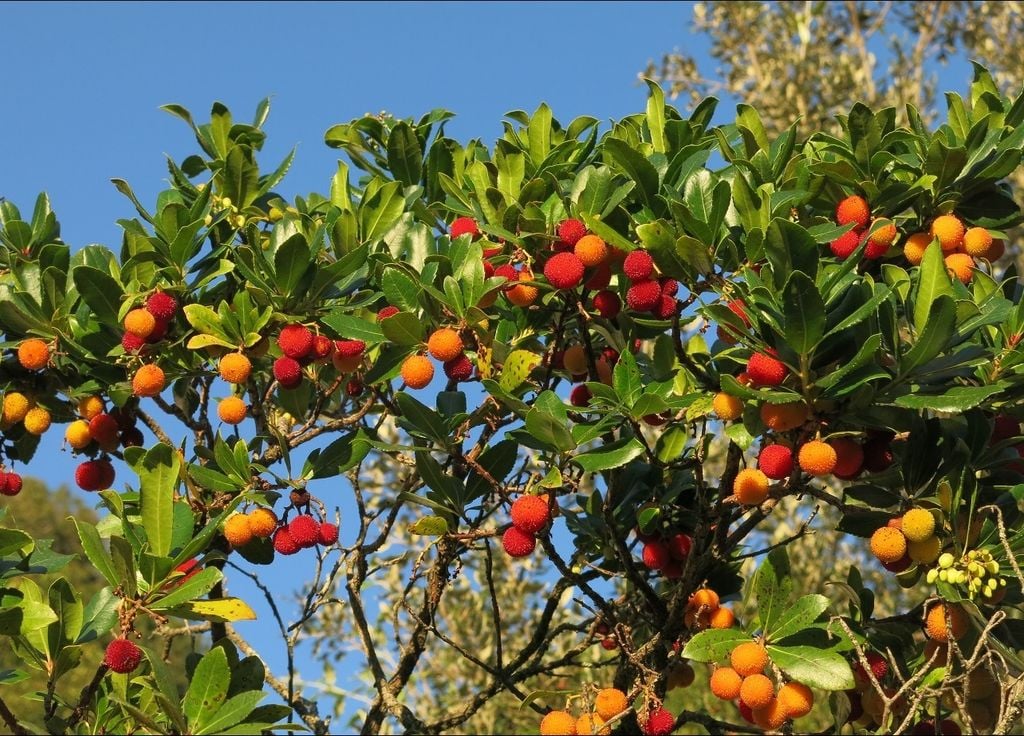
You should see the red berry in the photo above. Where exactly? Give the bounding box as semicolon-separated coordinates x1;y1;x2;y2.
642;540;670;570
273;357;303;389
146;318;169;344
543;252;586;289
626;280;661;312
317;522;339;546
104;638;142;674
830;229;861;259
273;527;301;555
757;444;794;480
557;218;587;246
570;384;591;408
510;495;551;535
450;217;479;240
502;526;536;558
669;533;692;560
443;355;473;382
659;278;679;297
1;472;22;496
377;306;400;320
311;334;334;360
593;290;621;319
120;427;145;448
585;263;612;291
335;339;366;358
747;351;787;387
278;324;314;360
623;250;655;282
288;515;320;548
76;459;114;492
654;294;678;319
346;379;363;397
145;292;178;321
836;195;871;230
640;706;675;736
122;332;145;353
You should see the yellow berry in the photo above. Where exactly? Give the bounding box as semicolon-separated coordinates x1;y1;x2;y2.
65;420;93;450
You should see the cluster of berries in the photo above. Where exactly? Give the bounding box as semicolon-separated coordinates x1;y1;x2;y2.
829;195;896;261
869;507;945;572
273;323;363;390
1;388;51;437
683;587;735;631
121;292;178;354
69;398;146;492
501;495;553;558
399;326;470;390
636;529;692;579
538;687;674;736
708;640;814;729
223;506;339;555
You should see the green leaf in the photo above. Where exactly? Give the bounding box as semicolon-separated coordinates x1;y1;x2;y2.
783;271;825;354
499;350;542;393
767;594;830;642
573;437;644;472
525;405;577;454
150;568;223;611
73;266;123;324
754;547;792;634
913;241;953;334
47;577;82;653
379;312;424;346
892;384;1003;412
381;268;420;312
765;219;818;288
644;79;667;154
822;286;893;338
0;527;34;557
767;644;855;691
681;628;752;663
273;235;310;295
527;102;553;167
69;518;118;587
396;392;450;447
901;295;955;375
386;122;422;187
409;516;449;536
137;444;180;558
184;646;230;729
196;691;266;735
603;137;658;206
613;349;642;409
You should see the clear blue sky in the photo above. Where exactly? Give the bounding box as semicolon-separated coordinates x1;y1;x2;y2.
0;1;981;729
0;1;707;726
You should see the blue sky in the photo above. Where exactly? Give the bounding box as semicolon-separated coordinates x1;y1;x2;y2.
0;1;708;725
0;1;985;729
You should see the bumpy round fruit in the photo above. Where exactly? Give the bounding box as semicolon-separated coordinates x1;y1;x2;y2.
758;444;794;480
593;290;621;319
506;270;539;307
731;642;769;677
104;638;142;674
146;291;178;320
734;469;770;506
931;214;965;252
273;357;303;389
907;535;941;564
925;602;969;642
713;392;743;421
273;527;300;555
639;707;675;736
747;351;787;387
502;526;536;557
854;651;889;685
557;218;587;246
576;714;609;736
642;541;670;570
1;473;23;497
903;232;932;265
711;666;743;700
830;438;864;479
945;252;974;284
595;688;628;720
224;514;254;547
401;355;434;389
870;527;907;564
122;332;145;353
539;710;576;736
65;420;93;451
544;252;586;289
218;396;247;425
2;393;31;425
17;338;50;371
760;402;807;432
132;364;165;397
75;459;114;492
867;219;897;246
219;353;252;384
78;395;104;420
318;522;339;546
570;384;591;408
23;406;51;435
289;515;321;548
563;345;588;375
626;280;661;312
778;681;813;719
739;673;775;709
752;697;788;730
830;230;861;260
623;250;654;282
248;507;278;538
798;440;838;476
278;324;314;359
962;227;993;257
427;328;464;362
689;588;720;610
901;508;936;542
124;308;157;338
89;414;120;449
574;234;608;267
449;216;479;239
510;495;551;535
443;355;473;382
836;195;870;229
710;606;735;629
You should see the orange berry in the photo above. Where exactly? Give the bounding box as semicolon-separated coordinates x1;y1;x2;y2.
797;440;838;476
23;406;51;435
931;214;965;252
427;328;464;362
65;420;93;450
223;514;254;547
575;713;609;735
962;227;993;257
760;401;807;432
563;345;588;375
124;308;157;338
778;681;813;719
401;354;435;389
77;395;105;420
752;697;788;730
739;673;775;709
219;353;252;384
594;688;628;720
903;232;932;266
869;526;907;564
713;392;743;421
689;588;720;610
507;270;539;307
132;364;166;397
868;219;897;246
2;392;32;425
836;195;870;229
218;396;247;424
710;666;743;700
945;252;974;284
247;507;278;538
539;710;577;736
925;602;969;643
17;338;50;371
733;468;770;506
709;606;735;629
901;508;936;542
731;642;769;677
574;234;609;267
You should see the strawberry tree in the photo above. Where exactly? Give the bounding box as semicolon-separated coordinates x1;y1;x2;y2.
0;66;1022;734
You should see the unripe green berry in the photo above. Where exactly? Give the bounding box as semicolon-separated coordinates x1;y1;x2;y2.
938;553;955;569
926;568;939;584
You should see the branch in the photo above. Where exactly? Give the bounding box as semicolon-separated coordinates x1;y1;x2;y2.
0;695;28;735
